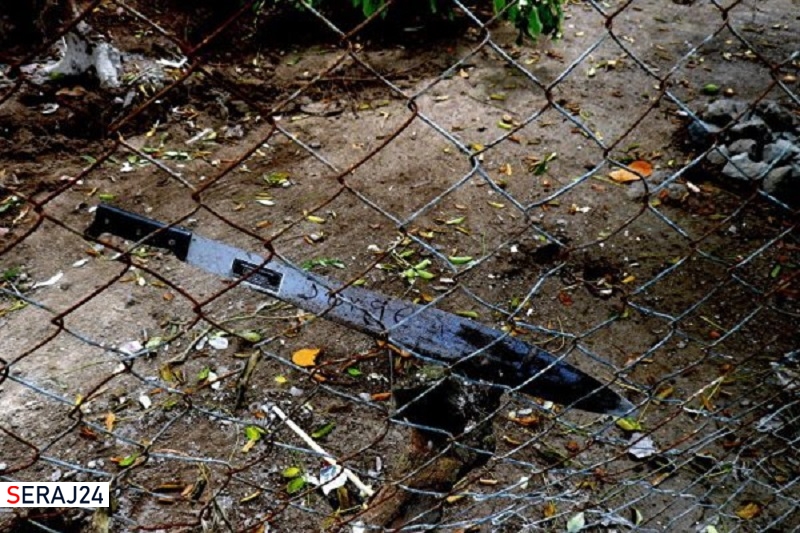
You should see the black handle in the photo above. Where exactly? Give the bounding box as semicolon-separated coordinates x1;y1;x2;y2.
85;204;193;261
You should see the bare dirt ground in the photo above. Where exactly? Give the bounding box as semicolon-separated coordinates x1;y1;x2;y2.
1;0;799;531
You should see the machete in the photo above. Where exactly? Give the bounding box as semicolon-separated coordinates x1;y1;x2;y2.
85;204;634;416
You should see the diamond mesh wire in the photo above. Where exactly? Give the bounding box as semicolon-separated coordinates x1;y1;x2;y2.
1;0;798;531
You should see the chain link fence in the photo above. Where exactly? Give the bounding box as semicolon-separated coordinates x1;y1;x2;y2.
1;0;798;531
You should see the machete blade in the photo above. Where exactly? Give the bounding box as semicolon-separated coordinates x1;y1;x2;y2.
86;204;635;416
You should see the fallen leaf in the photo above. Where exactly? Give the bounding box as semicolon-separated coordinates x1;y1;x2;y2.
105;412;116;432
655;385;673;400
292;347;320;367
79;426;99;440
628;160;653;177
241;439;257;453
311;422;335;439
282;466;302;478
118;453;140;468
616;417;643;432
557;291;573;306
371;392;391;402
510;415;540;427
609;168;641;183
244;425;265;442
286;477;306;494
735;501;762;520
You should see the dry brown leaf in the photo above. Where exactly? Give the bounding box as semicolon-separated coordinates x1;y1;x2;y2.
655;385;674;400
105;412;116;432
543;501;557;518
371;392;391;402
292;347;320;367
735;502;762;520
510;415;540;427
609;168;641;183
629;160;653;177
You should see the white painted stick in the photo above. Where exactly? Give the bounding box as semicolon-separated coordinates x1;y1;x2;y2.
271;405;374;497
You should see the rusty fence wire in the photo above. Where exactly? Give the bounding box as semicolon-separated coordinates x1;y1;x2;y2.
1;0;799;531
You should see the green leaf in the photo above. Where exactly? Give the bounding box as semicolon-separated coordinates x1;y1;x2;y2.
1;266;21;282
0;195;22;214
311;422;335;440
119;453;139;467
244;425;264;442
145;336;163;350
526;8;543;39
301;258;346;271
362;0;382;17
286;476;306;494
282;466;302;479
616;417;643;432
416;270;435;280
238;330;262;343
347;367;363;377
449;256;473;265
263;171;290;187
197;367;210;382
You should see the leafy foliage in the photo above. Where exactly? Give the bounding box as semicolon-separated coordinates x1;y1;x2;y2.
494;0;563;40
249;0;563;40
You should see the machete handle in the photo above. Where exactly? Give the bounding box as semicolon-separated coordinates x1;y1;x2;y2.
85;204;193;261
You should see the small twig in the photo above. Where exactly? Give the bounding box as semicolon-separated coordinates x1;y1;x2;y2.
234;350;261;410
168;325;213;365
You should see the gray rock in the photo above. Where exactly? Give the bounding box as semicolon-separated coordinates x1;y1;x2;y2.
722;153;769;181
687;119;721;147
763;139;799;165
728;139;758;159
729;117;770;143
703;99;747;127
763;166;792;195
705;145;729;166
762;164;800;206
647;170;671;185
664;183;688;202
756;101;797;132
626;181;647;200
